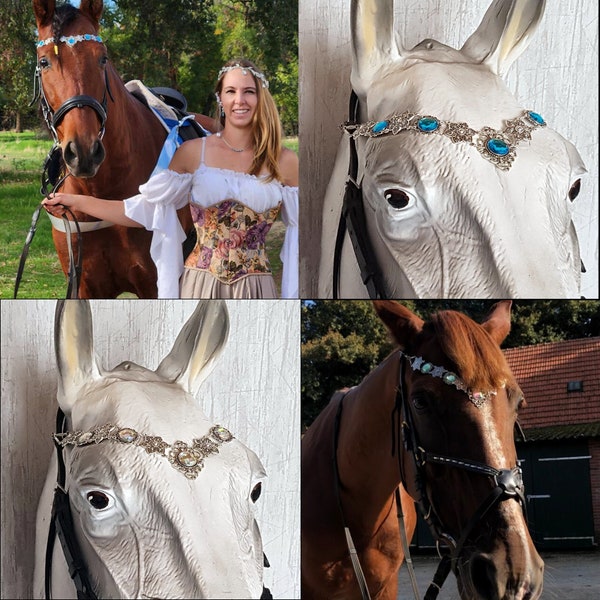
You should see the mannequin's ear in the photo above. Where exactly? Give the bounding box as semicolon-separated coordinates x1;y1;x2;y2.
54;300;101;414
481;300;512;344
461;0;546;76
156;301;229;395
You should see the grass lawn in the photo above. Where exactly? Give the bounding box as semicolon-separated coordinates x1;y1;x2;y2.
0;130;297;298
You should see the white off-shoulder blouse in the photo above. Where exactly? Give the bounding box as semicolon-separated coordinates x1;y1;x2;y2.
123;165;298;298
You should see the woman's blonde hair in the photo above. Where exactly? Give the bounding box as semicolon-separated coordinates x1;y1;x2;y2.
215;59;282;183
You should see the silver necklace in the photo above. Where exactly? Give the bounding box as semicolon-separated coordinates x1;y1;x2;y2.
217;132;249;153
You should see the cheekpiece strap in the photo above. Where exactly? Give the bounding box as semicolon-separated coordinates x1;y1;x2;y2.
398;350;496;407
53;424;234;480
342;109;546;171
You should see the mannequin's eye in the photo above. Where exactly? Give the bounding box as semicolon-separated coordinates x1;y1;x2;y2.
251;482;262;503
384;189;410;209
86;491;111;510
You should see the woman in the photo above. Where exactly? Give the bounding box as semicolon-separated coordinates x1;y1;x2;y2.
43;59;299;298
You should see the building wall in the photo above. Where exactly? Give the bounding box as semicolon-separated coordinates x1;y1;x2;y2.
589;439;600;544
0;300;300;600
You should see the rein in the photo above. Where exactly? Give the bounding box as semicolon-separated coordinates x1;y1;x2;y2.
333;91;386;299
332;350;527;600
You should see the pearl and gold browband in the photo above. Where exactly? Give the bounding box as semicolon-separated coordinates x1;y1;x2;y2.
343;109;546;171
399;350;498;407
54;424;234;479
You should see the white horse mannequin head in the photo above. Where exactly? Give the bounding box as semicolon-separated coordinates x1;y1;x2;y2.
34;300;268;599
318;0;585;298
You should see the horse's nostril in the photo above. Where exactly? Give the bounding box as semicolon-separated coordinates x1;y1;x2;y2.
63;141;78;167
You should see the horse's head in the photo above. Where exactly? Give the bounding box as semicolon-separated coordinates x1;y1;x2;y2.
349;0;585;297
374;300;543;600
52;300;267;598
33;0;109;178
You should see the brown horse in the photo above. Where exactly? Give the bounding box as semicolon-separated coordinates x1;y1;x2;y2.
33;0;209;298
302;301;543;600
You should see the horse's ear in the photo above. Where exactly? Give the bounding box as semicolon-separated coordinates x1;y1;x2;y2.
79;0;104;27
54;300;100;413
351;0;401;101
156;301;229;395
461;0;545;76
33;0;56;27
373;301;424;347
481;300;512;344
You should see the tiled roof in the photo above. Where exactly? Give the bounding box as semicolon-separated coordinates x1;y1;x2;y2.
520;421;600;442
503;337;600;431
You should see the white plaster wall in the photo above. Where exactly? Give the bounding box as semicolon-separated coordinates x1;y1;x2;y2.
0;299;300;600
300;0;599;298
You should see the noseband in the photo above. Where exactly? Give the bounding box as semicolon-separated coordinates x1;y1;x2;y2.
333;349;527;600
45;409;273;599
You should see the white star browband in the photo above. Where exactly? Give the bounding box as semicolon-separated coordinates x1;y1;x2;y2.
218;63;269;88
54;424;234;479
343;109;546;170
399;350;497;407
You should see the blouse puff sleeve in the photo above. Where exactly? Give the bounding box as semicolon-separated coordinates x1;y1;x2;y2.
280;185;299;298
124;169;193;298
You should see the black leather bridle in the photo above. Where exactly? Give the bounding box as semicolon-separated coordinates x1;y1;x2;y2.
333;91;387;299
44;409;273;600
333;350;528;600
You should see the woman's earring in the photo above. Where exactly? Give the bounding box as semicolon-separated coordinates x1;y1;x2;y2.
215;93;225;118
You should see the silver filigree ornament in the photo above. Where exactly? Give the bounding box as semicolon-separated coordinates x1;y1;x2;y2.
399;351;497;408
217;63;269;89
343;110;547;171
54;424;234;480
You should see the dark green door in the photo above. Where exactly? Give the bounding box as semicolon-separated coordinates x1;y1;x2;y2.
518;441;595;549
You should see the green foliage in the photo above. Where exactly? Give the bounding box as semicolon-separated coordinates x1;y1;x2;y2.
301;300;600;431
1;0;298;134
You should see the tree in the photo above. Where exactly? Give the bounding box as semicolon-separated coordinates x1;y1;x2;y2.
0;0;38;131
301;300;600;431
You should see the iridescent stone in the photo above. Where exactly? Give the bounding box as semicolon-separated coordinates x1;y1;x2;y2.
471;391;486;402
486;138;510;156
420;362;434;374
117;428;138;443
212;426;233;442
177;450;198;467
527;111;545;126
372;120;389;134
443;372;457;384
417;117;439;132
78;432;93;444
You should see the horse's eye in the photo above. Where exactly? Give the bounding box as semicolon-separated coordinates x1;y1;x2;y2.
412;394;429;412
568;179;581;201
251;482;262;503
100;55;108;66
39;57;50;69
86;490;111;510
384;189;410;209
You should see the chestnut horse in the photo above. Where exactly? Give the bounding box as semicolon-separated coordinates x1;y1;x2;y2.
302;301;543;600
33;0;198;298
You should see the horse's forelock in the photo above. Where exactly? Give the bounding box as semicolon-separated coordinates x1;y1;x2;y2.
52;4;81;41
428;310;511;393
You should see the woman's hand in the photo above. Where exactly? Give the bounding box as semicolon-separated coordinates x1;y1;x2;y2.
42;193;87;216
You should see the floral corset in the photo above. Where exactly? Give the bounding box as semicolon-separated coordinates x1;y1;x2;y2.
184;200;282;284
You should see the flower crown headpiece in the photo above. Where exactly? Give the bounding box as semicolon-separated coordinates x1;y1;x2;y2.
217;63;269;89
343;109;546;171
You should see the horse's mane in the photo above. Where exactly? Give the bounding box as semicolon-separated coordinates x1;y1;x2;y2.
52;4;81;41
425;310;512;393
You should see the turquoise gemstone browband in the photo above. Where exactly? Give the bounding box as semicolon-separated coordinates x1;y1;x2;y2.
37;34;104;48
343;109;546;170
